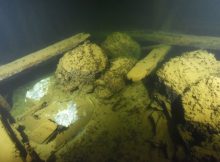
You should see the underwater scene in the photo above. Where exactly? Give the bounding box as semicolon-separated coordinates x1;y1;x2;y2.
0;31;219;162
1;1;220;162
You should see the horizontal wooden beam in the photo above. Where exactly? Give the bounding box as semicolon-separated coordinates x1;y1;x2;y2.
127;30;220;51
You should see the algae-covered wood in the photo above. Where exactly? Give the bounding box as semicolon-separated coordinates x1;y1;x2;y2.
0;33;90;82
127;30;220;50
127;45;171;82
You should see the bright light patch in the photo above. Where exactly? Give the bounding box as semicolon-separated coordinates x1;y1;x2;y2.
26;78;50;101
54;101;78;127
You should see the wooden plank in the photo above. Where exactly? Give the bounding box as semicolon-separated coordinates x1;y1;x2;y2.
127;30;220;50
127;45;171;82
0;33;90;82
29;119;57;144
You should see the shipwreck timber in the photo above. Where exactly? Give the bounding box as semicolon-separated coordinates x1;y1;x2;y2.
0;33;90;82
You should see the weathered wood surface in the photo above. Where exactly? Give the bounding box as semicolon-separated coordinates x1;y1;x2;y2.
127;45;171;82
0;33;90;82
127;30;220;51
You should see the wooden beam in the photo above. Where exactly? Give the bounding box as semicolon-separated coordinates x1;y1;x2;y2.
0;33;90;82
127;45;172;82
127;30;220;50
